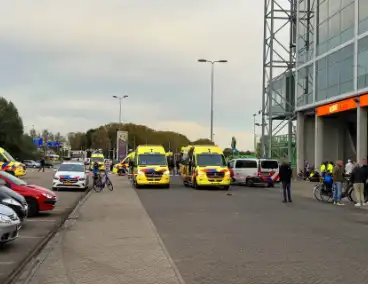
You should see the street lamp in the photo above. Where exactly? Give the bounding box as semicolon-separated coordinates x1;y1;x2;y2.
112;95;129;124
197;58;228;142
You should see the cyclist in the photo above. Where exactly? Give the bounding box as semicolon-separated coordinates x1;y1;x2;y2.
92;161;100;186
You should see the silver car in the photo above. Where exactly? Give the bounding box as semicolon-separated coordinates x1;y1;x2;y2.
0;204;21;243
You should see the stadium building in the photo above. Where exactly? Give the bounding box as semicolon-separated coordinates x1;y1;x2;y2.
296;0;368;170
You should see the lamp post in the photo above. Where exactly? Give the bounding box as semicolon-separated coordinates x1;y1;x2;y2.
112;95;129;124
197;59;227;142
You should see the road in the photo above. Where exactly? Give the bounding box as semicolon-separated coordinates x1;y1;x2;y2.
11;175;368;284
0;169;89;284
137;177;368;284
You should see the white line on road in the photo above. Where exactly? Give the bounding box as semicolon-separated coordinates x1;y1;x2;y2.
25;219;57;222
18;236;44;239
0;261;16;265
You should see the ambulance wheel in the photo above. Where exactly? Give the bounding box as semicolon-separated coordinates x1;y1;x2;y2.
193;179;200;190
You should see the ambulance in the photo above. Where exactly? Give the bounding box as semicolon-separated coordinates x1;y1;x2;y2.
132;145;170;188
0;147;26;177
180;145;231;190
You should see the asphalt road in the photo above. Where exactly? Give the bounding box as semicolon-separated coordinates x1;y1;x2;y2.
137;176;368;284
0;169;88;284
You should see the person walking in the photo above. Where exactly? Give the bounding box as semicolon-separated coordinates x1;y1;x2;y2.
332;160;344;205
350;161;368;206
279;160;292;203
38;157;45;172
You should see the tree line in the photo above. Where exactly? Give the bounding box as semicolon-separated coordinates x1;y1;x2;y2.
67;123;215;154
0;97;39;159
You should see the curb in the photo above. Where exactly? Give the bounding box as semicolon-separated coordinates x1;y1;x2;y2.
4;187;92;284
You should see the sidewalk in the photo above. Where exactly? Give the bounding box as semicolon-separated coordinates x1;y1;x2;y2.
26;177;184;284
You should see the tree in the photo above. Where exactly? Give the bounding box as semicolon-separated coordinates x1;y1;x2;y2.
191;138;214;145
0;97;38;159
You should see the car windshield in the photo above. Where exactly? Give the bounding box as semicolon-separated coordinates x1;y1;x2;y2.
196;154;226;167
0;171;27;186
138;154;167;166
2;150;16;162
91;157;104;163
58;164;85;172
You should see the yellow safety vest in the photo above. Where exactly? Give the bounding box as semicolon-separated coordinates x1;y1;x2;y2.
327;164;333;173
320;164;326;172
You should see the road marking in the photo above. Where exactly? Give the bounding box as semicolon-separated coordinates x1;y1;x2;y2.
0;261;16;265
18;236;44;239
25;219;57;222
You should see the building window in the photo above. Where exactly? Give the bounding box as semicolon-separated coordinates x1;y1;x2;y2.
359;0;368;34
316;43;354;101
296;64;313;107
358;36;368;90
317;0;355;56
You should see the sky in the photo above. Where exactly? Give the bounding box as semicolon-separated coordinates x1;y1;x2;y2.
0;0;265;151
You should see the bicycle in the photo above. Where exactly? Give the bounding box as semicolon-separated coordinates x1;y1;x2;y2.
93;170;114;192
313;177;355;203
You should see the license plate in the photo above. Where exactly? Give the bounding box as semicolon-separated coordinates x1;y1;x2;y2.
149;182;159;184
211;183;220;185
63;182;72;185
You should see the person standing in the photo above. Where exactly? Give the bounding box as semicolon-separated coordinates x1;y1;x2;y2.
38;157;45;172
332;160;344;205
279;160;292;203
345;159;354;176
350;161;368;207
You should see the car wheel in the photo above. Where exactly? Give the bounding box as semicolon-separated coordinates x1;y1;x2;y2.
245;178;253;187
26;198;39;217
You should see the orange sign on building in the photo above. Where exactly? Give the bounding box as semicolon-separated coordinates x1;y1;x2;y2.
316;98;357;116
359;94;368;107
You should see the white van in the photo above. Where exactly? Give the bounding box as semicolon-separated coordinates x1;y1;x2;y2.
228;158;279;187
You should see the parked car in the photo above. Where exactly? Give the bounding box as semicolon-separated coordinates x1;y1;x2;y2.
37;160;54;168
53;161;88;191
0;182;28;221
0;190;27;223
23;160;41;168
228;158;279;187
0;171;57;216
0;204;21;243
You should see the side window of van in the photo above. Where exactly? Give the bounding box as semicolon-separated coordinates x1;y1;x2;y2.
235;160;257;168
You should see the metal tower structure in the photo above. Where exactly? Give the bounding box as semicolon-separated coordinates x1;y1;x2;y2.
261;0;297;161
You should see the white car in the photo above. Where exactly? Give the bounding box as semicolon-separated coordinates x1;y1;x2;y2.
52;162;88;191
0;204;21;243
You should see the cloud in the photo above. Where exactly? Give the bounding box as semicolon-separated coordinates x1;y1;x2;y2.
0;0;264;150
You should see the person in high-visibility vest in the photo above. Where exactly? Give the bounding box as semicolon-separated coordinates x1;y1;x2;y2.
327;161;334;174
320;162;327;178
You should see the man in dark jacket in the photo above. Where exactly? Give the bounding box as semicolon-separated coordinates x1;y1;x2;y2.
351;159;368;206
279;160;292;203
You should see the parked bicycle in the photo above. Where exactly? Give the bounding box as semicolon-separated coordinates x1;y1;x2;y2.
93;170;113;192
313;176;355;203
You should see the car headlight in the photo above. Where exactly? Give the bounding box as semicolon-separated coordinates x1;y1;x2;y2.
225;170;230;176
163;170;170;175
79;177;85;181
0;214;11;223
197;171;205;176
53;176;59;180
42;193;54;199
137;170;145;175
3;198;21;207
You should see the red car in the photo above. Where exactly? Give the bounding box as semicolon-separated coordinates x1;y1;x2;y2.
0;171;57;216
